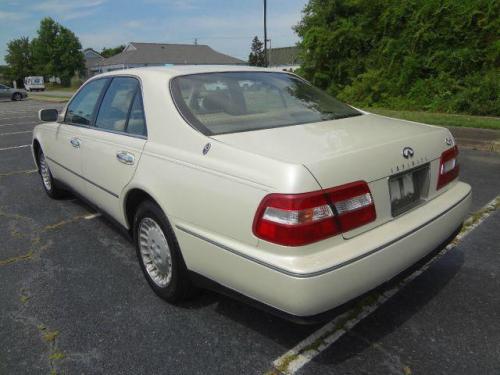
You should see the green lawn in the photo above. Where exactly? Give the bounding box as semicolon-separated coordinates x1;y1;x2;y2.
366;108;500;130
45;86;77;93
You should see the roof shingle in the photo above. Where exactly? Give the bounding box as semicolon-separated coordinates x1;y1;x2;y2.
96;42;245;67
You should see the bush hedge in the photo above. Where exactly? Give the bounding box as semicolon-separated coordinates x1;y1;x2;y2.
295;0;499;116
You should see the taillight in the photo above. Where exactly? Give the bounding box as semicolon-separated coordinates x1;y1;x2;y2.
437;146;459;190
253;181;376;246
327;181;376;233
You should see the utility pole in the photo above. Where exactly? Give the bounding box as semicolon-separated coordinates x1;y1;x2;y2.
268;38;271;67
264;0;268;67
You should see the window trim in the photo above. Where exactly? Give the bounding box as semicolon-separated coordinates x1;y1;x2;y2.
63;74;148;140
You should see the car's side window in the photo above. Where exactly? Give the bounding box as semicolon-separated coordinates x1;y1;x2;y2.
126;91;147;137
95;77;138;133
65;79;108;125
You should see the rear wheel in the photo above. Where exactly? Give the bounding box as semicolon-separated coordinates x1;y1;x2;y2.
133;200;194;302
12;92;22;101
38;149;65;199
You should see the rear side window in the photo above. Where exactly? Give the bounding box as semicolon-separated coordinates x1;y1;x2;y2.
66;79;108;125
127;91;147;136
95;77;139;133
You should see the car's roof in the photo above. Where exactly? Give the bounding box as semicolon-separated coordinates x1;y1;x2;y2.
96;65;287;79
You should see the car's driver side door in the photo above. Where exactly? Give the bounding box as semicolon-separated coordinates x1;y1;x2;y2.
44;78;110;196
78;76;147;223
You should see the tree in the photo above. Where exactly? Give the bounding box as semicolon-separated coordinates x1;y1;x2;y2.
100;45;125;58
31;17;84;86
4;37;33;86
248;36;266;67
295;0;500;116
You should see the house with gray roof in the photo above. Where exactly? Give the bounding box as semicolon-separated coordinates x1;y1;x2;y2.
83;48;105;77
268;46;301;72
91;42;245;74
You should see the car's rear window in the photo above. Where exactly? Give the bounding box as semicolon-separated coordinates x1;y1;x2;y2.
170;71;361;135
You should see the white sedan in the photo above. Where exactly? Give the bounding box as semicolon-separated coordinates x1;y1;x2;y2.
33;66;471;319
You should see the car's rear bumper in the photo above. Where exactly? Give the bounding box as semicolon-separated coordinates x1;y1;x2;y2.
176;181;471;317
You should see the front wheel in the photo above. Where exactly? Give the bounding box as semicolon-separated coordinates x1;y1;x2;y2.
12;92;22;101
133;200;194;302
38;149;65;199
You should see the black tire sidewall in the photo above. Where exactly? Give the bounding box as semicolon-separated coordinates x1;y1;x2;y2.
133;200;191;302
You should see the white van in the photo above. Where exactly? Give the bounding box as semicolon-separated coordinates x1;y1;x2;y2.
24;76;45;92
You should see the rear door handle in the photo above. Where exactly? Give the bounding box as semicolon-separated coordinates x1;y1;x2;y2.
70;138;81;148
116;151;135;165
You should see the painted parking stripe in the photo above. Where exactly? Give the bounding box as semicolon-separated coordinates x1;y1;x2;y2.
0;122;38;128
0;169;37;177
270;196;500;375
0;144;31;151
0;116;37;121
0;130;32;136
84;213;102;220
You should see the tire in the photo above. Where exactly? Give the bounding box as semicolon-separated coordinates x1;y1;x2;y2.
12;92;22;101
38;149;65;199
133;200;194;303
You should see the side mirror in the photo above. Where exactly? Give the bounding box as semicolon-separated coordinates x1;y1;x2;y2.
38;108;58;122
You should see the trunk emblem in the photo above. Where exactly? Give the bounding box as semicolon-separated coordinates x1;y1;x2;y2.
402;147;415;159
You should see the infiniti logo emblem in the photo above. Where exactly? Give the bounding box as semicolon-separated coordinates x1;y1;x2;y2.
402;146;415;159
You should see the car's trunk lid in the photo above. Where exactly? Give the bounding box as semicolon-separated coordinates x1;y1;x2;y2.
212;114;446;188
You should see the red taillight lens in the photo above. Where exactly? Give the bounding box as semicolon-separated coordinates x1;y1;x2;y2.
437;146;459;190
253;181;376;246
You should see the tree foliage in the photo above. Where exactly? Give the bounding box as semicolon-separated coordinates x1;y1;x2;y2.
248;36;266;67
31;18;85;86
5;18;84;86
295;0;500;115
101;45;125;58
4;37;33;86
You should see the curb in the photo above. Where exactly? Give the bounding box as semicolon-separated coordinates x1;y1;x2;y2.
449;127;500;153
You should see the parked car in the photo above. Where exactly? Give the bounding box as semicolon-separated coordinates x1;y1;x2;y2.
32;66;471;320
24;76;45;91
0;84;28;101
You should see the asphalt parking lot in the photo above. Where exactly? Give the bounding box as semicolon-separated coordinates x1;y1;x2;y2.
1;99;499;375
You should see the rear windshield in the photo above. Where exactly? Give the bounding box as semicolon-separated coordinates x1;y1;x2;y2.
170;72;361;135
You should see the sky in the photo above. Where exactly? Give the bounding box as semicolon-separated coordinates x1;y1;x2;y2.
0;0;308;65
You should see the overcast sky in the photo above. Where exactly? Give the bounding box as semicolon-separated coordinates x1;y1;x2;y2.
0;0;307;65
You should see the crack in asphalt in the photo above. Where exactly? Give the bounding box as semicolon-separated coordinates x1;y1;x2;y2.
38;324;65;374
348;331;408;374
0;209;98;267
10;301;66;375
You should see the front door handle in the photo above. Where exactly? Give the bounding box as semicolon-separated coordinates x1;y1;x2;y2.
116;151;135;165
70;138;81;148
